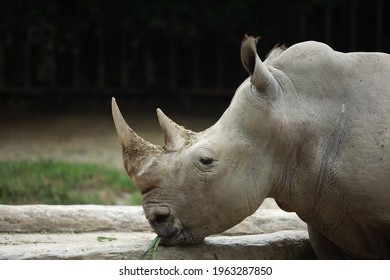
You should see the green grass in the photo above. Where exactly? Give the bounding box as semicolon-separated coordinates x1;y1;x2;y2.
0;160;141;205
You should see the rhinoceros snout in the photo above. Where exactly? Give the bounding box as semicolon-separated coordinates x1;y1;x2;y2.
147;207;179;240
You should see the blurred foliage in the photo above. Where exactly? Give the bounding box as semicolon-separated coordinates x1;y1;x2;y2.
0;160;140;205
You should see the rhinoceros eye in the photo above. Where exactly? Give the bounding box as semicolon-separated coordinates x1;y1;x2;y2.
199;157;214;166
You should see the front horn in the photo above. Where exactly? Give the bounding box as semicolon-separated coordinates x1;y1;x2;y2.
111;98;162;177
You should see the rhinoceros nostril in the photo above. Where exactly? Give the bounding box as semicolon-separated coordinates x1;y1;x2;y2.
153;214;169;226
149;213;178;238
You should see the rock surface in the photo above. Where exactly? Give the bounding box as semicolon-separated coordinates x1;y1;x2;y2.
0;205;316;260
0;231;314;260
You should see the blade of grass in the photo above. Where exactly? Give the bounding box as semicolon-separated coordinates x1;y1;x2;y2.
140;236;161;260
97;236;117;242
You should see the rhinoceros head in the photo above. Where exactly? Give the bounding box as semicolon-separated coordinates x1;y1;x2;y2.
112;35;285;245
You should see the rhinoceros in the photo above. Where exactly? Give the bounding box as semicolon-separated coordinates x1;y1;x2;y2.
112;35;390;259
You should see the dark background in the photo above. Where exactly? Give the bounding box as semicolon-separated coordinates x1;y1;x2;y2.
0;0;388;112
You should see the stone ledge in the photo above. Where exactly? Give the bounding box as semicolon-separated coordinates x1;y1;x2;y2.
0;231;315;260
0;205;315;260
0;205;306;234
0;205;149;233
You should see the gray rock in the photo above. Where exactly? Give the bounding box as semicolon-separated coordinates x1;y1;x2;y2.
0;205;306;234
0;205;314;259
0;231;315;260
225;209;307;235
0;205;150;233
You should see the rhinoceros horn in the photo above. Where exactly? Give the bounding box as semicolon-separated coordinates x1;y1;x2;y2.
111;98;162;177
156;108;197;152
241;35;275;92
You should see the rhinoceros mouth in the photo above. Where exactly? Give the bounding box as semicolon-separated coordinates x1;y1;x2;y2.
146;212;203;245
159;228;205;245
152;219;203;245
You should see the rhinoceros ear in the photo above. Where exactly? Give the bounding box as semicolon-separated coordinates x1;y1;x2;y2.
156;108;196;152
241;35;275;92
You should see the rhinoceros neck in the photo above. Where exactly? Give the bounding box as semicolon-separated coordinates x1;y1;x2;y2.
218;68;351;228
269;107;350;230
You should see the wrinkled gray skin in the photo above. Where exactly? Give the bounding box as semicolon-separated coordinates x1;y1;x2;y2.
112;36;390;259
